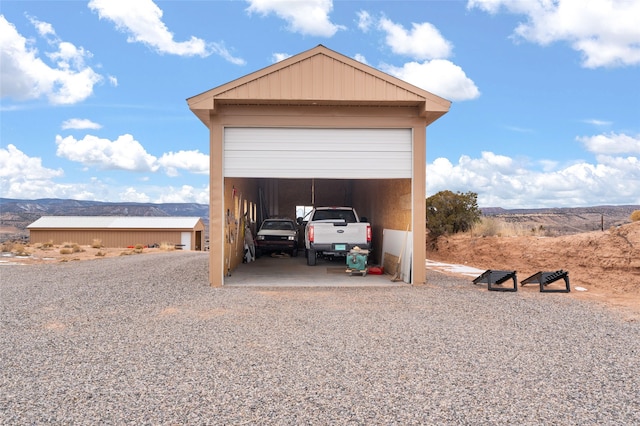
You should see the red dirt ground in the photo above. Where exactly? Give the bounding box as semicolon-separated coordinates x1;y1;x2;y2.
427;221;640;320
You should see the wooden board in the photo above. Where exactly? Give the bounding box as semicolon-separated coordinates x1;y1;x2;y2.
383;252;399;276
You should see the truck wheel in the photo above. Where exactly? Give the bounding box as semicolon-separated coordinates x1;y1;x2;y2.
292;247;298;257
255;248;262;258
307;249;316;266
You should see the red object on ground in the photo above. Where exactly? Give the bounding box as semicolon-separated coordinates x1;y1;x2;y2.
368;266;383;275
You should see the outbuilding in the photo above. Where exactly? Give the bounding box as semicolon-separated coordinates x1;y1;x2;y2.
187;45;451;286
28;216;205;251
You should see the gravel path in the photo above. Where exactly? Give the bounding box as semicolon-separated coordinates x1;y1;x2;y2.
1;252;639;425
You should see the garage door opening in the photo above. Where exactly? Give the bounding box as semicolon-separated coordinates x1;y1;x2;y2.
223;176;413;284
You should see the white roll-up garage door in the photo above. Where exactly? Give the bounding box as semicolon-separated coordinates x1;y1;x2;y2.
224;128;412;179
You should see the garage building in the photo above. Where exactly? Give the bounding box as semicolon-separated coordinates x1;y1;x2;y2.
28;216;205;251
187;45;451;286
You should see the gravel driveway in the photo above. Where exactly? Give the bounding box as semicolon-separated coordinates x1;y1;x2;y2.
1;252;639;424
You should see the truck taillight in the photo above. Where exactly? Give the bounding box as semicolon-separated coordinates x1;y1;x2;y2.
309;225;314;243
366;225;371;243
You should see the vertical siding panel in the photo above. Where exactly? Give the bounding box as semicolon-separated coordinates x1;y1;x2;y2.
331;59;341;100
322;57;333;100
30;229;191;247
300;58;312;99
354;69;365;99
270;69;281;98
344;64;355;99
278;67;290;99
290;62;302;98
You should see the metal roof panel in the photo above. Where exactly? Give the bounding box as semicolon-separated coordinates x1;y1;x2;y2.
27;216;203;229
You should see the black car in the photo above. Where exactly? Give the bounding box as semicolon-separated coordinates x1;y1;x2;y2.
255;218;299;257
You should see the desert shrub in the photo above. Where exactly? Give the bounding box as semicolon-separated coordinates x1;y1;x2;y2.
59;247;73;255
631;210;640;222
472;217;535;237
62;242;84;253
426;190;482;238
95;250;106;257
133;244;144;254
91;239;103;248
159;242;175;251
42;240;54;248
473;217;501;236
120;250;133;256
11;243;30;256
1;241;13;252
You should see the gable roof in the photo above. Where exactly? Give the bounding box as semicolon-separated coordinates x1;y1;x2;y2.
28;216;204;230
187;45;450;126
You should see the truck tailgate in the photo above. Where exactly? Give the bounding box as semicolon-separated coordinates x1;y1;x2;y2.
313;223;367;244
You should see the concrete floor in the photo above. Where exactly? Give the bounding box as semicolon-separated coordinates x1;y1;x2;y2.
224;253;408;287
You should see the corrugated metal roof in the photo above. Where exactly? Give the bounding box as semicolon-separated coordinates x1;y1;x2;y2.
27;216;203;229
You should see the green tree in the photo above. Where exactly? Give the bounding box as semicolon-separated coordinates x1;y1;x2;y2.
426;190;481;238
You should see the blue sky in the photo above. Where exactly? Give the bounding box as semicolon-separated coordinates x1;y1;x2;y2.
1;0;639;208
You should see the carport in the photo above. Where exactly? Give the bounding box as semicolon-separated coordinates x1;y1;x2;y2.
187;45;450;286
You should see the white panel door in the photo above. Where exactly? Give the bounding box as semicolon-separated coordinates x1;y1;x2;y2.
181;232;191;251
224;128;412;178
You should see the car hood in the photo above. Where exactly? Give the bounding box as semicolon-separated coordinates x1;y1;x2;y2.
257;229;297;237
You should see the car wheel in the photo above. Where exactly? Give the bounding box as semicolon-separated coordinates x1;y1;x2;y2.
292;247;298;257
255;248;262;258
307;249;316;266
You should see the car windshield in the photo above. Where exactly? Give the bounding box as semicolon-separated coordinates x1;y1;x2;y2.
312;210;357;223
261;220;295;231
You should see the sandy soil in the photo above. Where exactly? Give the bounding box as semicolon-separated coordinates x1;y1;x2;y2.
427;221;640;320
0;244;169;265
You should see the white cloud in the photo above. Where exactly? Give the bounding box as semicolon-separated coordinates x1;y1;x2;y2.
271;52;291;63
88;0;245;64
54;133;212;176
0;144;63;180
245;0;345;37
356;10;372;33
577;132;640;155
0;144;65;199
468;0;640;68
378;17;453;60
353;53;368;65
55;134;159;172
119;187;151;203
1;143;209;202
158;150;209;177
381;59;480;101
582;118;612;127
155;185;209;204
61;118;102;130
355;14;478;102
427;151;640;208
0;15;102;105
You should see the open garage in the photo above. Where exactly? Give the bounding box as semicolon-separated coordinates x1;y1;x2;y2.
187;45;450;286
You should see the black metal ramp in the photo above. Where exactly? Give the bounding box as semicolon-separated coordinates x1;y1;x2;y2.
473;270;518;292
521;270;570;293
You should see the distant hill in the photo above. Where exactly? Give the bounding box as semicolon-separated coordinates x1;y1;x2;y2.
1;198;638;241
0;198;209;240
480;205;639;235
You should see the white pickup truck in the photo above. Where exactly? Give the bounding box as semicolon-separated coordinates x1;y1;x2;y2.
299;207;371;266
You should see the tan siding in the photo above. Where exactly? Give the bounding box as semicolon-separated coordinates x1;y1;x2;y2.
213;54;429;104
30;230;184;247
